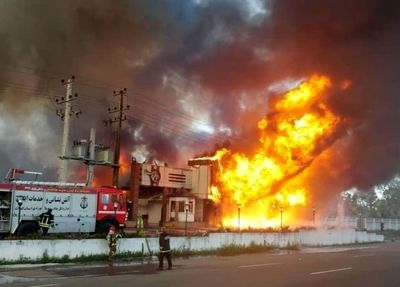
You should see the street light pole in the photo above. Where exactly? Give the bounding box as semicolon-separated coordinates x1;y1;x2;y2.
237;203;241;232
113;201;118;228
280;207;283;232
312;207;316;225
17;199;23;228
185;202;189;236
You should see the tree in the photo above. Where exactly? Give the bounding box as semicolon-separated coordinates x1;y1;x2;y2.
343;176;400;218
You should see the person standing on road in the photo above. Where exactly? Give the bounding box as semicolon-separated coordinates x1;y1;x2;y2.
158;227;172;270
38;209;54;236
106;225;122;265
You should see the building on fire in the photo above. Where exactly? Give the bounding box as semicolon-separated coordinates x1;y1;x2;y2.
127;158;218;227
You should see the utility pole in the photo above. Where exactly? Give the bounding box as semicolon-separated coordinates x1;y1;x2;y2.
105;88;130;187
56;76;80;182
54;75;113;186
237;203;241;232
86;128;96;186
66;128;114;187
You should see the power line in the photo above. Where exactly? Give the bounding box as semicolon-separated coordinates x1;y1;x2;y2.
0;66;240;146
105;88;130;187
0;77;216;137
0;64;214;124
0;80;233;145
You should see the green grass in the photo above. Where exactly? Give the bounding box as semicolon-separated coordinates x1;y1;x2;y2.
0;251;145;266
0;242;282;265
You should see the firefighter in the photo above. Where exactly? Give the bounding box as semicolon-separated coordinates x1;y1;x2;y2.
137;213;144;236
158;227;172;270
38;209;54;235
106;225;122;264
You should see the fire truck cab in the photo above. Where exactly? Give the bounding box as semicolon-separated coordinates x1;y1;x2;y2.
96;187;127;233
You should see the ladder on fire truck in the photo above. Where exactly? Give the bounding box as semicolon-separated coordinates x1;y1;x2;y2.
4;168;85;187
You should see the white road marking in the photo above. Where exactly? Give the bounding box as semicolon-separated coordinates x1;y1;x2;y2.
353;254;375;258
116;270;140;274
73;275;97;278
30;284;59;287
239;263;282;268
310;267;352;275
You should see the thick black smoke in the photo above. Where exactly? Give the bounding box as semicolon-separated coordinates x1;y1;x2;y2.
270;0;400;208
1;0;399;204
190;1;400;208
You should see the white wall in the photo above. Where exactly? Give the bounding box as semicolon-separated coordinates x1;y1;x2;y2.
324;216;400;231
299;229;383;246
168;197;195;223
141;164;192;189
191;165;211;200
0;229;383;262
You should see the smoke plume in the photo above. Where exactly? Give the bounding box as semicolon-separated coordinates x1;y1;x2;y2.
0;0;399;210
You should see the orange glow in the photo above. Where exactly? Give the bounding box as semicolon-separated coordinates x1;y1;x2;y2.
119;155;130;175
209;185;222;203
91;154;131;188
92;176;101;188
211;75;344;229
340;80;351;90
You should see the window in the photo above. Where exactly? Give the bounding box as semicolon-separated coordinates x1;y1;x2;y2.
189;201;194;213
170;201;177;212
178;201;185;212
101;194;109;204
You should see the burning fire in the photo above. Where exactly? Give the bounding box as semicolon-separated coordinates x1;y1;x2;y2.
91;153;131;188
119;154;131;175
211;75;344;229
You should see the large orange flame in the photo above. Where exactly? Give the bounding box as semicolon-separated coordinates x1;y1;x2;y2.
211;75;344;229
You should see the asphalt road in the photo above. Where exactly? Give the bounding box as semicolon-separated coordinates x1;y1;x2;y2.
1;242;400;287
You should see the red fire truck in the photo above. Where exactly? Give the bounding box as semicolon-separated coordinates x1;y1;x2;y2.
0;168;127;236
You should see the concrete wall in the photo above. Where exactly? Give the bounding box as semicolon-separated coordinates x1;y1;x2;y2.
0;229;383;262
324;216;400;231
298;229;383;246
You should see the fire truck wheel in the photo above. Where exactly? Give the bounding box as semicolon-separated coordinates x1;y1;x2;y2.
97;219;114;234
17;222;38;236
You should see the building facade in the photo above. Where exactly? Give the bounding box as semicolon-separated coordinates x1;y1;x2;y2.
128;159;217;227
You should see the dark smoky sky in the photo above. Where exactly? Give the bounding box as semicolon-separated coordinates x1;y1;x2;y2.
0;0;399;199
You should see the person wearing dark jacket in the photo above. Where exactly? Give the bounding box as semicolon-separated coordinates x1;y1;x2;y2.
158;227;172;270
106;225;122;265
38;209;54;235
